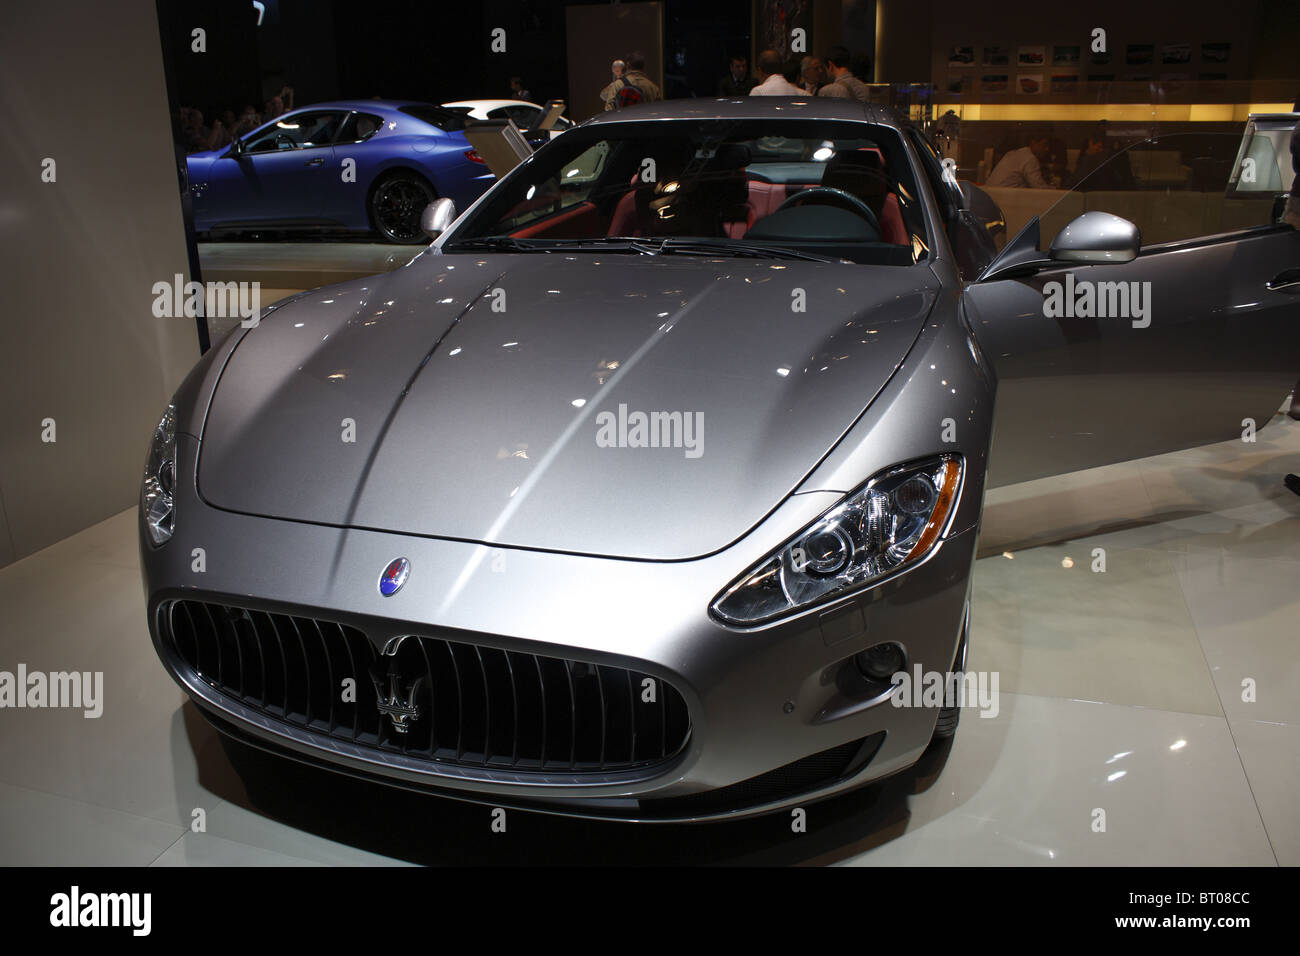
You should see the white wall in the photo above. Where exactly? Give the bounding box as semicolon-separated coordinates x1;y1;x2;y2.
0;0;199;566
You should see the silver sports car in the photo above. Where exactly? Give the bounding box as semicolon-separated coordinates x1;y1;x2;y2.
142;99;1300;822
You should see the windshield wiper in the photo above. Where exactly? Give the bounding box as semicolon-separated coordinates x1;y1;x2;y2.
445;235;839;262
655;238;840;263
444;236;663;255
442;236;552;253
544;236;663;254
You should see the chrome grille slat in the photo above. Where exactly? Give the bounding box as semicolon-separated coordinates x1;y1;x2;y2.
335;621;360;741
414;636;436;757
595;664;607;769
533;654;547;768
163;600;690;774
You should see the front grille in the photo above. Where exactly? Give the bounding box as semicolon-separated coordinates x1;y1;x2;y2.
163;600;691;774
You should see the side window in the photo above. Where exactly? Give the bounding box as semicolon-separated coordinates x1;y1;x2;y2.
489;142;611;232
489;106;541;129
1226;116;1295;197
244;111;345;153
337;112;383;143
1035;130;1289;251
906;128;960;223
506;106;541;128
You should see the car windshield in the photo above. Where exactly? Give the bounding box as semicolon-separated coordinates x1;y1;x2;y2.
445;119;929;265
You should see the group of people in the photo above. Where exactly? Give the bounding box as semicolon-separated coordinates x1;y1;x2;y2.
598;53;663;110
985;123;1132;190
597;46;875;111
718;46;873;102
177;86;295;154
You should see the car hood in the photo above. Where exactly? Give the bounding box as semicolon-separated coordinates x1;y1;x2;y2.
198;253;935;559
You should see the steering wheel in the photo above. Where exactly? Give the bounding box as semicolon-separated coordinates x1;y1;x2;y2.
777;186;880;235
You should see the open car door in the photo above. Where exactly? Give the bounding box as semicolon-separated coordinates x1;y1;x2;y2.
964;125;1300;487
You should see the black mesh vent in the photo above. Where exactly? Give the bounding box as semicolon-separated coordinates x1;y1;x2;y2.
164;600;690;773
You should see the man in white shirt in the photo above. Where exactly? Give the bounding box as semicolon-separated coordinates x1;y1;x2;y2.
816;46;871;102
750;49;805;96
985;133;1053;187
599;60;627;111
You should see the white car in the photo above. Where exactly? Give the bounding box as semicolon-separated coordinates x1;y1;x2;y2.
441;99;572;138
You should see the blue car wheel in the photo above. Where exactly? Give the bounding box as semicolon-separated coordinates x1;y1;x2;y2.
368;170;436;244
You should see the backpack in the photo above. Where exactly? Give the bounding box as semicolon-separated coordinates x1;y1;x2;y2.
614;78;645;108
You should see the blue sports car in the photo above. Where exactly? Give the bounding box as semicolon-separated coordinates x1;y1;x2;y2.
186;100;495;243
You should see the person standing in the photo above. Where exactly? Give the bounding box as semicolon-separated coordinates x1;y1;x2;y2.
719;55;754;96
816;46;870;102
800;56;827;95
599;59;627;111
613;53;661;107
750;49;805;95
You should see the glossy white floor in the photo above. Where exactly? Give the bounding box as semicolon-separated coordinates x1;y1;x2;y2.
1;415;1296;866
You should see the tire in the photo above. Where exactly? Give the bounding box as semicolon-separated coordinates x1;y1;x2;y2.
931;603;970;741
367;170;436;244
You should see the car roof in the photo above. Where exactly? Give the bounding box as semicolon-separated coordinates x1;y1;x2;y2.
442;99;539;111
582;97;905;128
286;99;445;115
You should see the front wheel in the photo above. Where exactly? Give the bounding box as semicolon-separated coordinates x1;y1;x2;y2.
368;171;436;244
931;602;970;741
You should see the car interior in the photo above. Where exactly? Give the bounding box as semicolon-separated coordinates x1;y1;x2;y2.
460;123;927;265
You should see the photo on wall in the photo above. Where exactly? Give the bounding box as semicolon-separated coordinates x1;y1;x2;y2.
1017;73;1043;95
980;73;1009;93
1017;45;1045;66
1050;73;1079;93
1126;43;1154;66
1052;45;1081;67
982;45;1010;66
948;46;975;67
1201;42;1231;63
1160;43;1192;65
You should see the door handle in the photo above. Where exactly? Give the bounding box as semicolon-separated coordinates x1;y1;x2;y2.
1266;268;1300;292
303;157;324;167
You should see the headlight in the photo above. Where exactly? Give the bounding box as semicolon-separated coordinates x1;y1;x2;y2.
711;456;963;626
142;405;177;546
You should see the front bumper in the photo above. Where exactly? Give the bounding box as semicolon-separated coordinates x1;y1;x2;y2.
143;436;977;822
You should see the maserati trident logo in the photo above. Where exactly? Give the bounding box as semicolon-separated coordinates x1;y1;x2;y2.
378;557;410;596
370;649;426;734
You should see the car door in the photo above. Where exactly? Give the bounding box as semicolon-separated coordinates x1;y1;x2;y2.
204;109;346;226
963;127;1300;487
316;109;385;225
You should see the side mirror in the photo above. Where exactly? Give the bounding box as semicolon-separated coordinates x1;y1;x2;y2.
228;137;245;157
1049;211;1140;263
420;197;456;239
